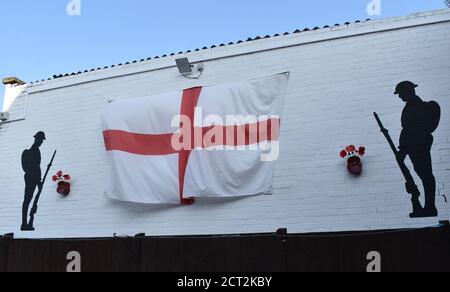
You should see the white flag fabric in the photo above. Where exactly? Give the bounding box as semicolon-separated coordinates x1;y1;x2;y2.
102;73;289;204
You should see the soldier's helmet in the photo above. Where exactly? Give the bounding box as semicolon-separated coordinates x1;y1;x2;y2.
394;81;418;95
34;131;46;140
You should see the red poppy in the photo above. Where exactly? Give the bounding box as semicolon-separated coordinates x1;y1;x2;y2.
358;146;366;156
57;170;63;177
63;174;71;181
52;175;58;182
345;145;356;152
340;150;347;158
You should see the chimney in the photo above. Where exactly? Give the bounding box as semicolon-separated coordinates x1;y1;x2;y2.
2;77;26;86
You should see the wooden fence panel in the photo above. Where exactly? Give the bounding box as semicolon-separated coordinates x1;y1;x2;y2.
6;238;140;272
140;235;284;272
286;227;450;272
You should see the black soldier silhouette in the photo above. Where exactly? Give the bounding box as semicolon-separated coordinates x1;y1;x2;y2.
395;81;441;218
21;132;46;231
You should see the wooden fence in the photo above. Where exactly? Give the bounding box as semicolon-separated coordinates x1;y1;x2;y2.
1;224;449;272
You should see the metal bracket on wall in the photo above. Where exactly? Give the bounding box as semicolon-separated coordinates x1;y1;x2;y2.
0;112;10;129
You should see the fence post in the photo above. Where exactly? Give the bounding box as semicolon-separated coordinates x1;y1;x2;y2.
276;228;288;272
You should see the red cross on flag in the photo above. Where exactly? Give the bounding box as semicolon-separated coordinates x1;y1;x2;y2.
101;73;289;204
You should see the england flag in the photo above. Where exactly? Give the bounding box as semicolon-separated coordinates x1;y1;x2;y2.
101;73;289;204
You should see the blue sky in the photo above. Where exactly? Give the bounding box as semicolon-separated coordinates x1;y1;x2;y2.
0;0;447;108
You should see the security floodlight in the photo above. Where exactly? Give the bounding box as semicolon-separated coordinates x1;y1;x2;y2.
175;58;193;74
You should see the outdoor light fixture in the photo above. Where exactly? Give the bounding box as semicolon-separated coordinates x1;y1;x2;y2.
0;112;9;122
175;58;204;79
0;112;9;129
176;58;193;74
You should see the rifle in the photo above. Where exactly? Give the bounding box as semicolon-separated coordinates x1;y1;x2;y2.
29;150;57;229
373;113;423;215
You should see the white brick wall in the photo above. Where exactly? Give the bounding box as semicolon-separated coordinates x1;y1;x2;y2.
1;9;450;239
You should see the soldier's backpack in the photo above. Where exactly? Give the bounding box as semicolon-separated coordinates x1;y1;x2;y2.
21;149;33;173
427;101;441;133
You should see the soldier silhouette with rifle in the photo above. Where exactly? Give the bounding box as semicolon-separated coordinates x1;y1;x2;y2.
395;81;440;218
375;81;441;218
21;132;56;231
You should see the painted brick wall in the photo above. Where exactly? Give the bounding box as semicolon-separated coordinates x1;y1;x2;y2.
1;9;450;239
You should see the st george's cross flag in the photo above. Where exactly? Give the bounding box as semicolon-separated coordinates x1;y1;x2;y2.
101;73;289;204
